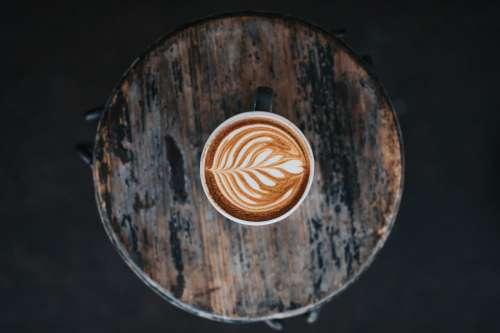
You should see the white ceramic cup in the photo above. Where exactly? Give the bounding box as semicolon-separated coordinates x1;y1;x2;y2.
200;111;315;226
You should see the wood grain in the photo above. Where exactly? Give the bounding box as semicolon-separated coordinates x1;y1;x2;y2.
92;13;403;322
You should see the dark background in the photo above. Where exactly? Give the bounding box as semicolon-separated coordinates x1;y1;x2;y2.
2;1;499;332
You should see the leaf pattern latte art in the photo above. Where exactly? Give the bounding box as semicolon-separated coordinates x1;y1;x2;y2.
207;123;308;213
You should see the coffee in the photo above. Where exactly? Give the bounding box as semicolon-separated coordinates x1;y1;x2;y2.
200;112;314;225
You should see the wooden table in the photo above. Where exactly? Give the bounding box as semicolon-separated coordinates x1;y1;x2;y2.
91;12;403;325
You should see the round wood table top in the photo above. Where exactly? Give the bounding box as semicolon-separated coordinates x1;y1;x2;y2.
92;13;403;322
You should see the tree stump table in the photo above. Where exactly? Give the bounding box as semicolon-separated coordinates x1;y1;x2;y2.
90;12;403;326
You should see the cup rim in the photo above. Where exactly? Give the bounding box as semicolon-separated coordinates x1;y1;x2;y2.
200;111;315;226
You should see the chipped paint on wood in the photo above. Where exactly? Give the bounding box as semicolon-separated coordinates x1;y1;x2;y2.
92;13;403;323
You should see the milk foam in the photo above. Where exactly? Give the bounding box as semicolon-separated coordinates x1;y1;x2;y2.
207;122;308;213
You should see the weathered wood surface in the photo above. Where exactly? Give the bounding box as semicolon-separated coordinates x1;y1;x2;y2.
93;13;403;322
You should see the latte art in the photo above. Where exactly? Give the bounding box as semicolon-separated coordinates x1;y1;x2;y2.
209;124;305;211
201;112;314;223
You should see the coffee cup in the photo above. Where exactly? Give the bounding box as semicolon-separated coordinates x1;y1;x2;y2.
200;88;315;225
